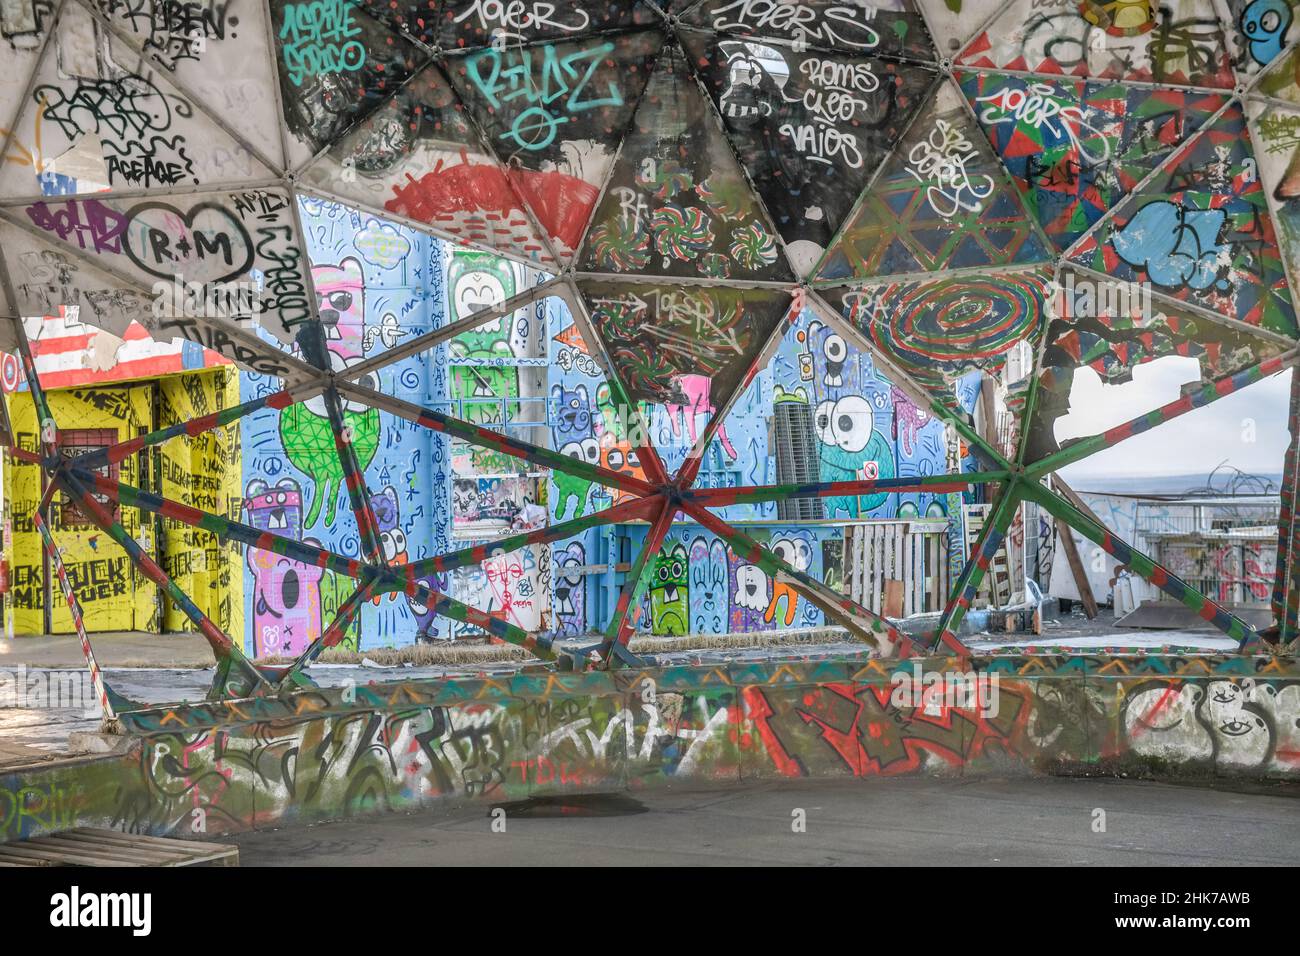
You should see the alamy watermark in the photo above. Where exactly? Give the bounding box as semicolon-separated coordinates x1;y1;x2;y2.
151;274;264;324
0;666;103;718
1056;272;1156;322
889;661;1000;718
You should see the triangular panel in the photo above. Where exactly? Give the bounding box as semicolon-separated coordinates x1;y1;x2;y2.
957;0;1236;88
298;63;554;265
1;0;278;198
88;0;285;170
270;0;429;168
1068;103;1299;338
575;280;794;407
683;31;936;274
579;46;793;281
959;71;1226;252
7;187;316;352
818;78;1051;280
0;212;314;382
1024;266;1292;463
446;29;664;263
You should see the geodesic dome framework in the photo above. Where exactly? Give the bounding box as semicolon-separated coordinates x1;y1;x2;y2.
2;0;1300;708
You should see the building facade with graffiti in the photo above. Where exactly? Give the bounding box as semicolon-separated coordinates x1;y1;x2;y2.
3;197;995;650
2;311;241;636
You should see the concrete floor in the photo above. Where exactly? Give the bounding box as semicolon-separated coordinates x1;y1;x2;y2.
229;775;1300;867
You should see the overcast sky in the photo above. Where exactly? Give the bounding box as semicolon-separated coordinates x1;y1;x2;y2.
1054;358;1293;483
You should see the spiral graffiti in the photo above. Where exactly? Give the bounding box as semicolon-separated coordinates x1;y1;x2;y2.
841;274;1048;395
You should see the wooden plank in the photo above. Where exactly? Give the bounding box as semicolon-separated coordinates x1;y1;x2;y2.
882;578;905;618
871;528;883;611
0;842;145;867
1055;517;1099;619
27;836;180;866
5;828;241;867
42;832;197;863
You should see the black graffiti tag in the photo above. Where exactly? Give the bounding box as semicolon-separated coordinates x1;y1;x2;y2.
123;200;254;284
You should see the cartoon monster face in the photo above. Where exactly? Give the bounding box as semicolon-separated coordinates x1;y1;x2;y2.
552;384;593;445
599;431;643;503
689;536;728;634
244;478;303;536
1239;0;1292;65
448;252;515;336
248;543;325;658
650;541;689;635
370;486;407;564
730;552;770;631
768;534;816;628
311;258;366;367
815;395;896;516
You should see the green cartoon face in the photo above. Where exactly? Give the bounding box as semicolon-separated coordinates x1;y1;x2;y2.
448;252;517;353
650;542;689;635
448;252;521;423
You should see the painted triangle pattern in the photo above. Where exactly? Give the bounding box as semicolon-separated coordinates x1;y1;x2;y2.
957;0;1236;88
818;79;1051;280
958;71;1227;252
575;279;794;409
1068;103;1299;338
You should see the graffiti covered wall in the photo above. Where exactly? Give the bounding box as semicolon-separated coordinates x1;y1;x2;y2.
5;656;1299;842
239;199;450;656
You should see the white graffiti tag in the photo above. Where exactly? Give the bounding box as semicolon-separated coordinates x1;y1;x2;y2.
904;119;996;218
975;82;1112;168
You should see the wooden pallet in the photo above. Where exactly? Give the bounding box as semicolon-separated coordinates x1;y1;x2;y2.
0;828;238;867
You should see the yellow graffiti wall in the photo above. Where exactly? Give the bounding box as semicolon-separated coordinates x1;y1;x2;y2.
158;369;243;637
5;384;158;634
3;368;243;637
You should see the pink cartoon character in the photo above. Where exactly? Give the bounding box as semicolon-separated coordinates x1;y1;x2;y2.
247;545;324;658
312;257;366;372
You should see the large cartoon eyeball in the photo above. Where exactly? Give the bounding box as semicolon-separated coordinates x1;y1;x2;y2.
606;448;625;470
815;396;876;453
772;537;812;571
823;333;846;365
561;438;601;464
326;290;353;313
390;529;407;554
281;568;300;609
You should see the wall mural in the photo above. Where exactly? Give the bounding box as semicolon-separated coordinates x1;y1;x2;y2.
5;0;1300;676
239;198;449;655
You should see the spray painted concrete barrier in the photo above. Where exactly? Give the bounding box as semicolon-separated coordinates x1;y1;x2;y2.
3;654;1300;843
